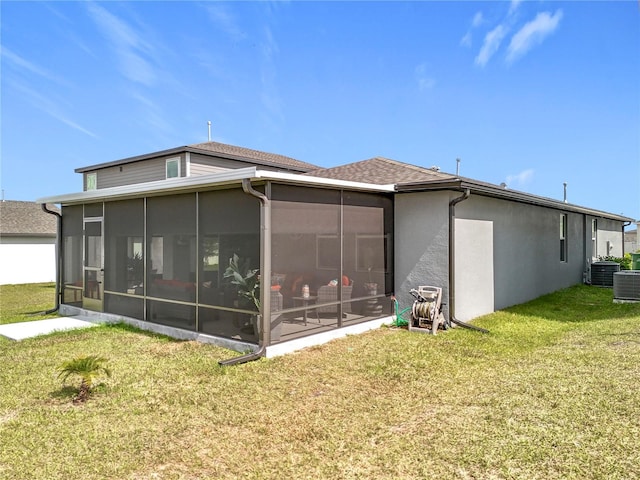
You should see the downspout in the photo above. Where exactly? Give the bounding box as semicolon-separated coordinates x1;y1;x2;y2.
623;221;632;255
448;189;489;333
40;204;62;314
219;178;271;366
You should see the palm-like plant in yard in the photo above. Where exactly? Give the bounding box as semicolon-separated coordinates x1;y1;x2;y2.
58;355;111;403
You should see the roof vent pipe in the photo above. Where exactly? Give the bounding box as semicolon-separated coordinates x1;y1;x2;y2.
563;182;568;203
207;121;211;142
456;158;460;176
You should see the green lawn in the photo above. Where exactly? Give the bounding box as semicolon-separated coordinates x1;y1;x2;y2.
0;283;59;324
0;284;639;479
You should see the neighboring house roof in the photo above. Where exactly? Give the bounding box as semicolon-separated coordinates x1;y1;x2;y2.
305;156;456;184
0;201;58;237
75;141;318;174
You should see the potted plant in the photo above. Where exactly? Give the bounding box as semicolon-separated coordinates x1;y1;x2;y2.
223;254;282;341
127;252;144;293
223;254;260;311
364;267;377;296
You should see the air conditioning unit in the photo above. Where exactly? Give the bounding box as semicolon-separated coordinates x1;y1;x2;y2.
613;271;640;302
591;261;620;287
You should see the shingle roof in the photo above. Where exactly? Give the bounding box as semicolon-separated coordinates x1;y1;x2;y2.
0;201;58;236
305;156;456;184
189;141;318;172
76;141;319;174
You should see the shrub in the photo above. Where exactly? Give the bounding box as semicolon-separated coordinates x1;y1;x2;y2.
58;355;111;404
598;254;632;270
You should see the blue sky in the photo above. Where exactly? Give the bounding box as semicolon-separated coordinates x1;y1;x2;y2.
1;1;639;221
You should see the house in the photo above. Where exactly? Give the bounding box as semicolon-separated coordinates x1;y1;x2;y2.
624;223;639;253
0;201;59;285
37;142;634;361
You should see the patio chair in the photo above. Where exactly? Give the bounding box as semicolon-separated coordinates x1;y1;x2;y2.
316;283;353;315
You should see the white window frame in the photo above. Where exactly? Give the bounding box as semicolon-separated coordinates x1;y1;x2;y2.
591;219;598;259
86;172;97;191
166;157;181;179
560;214;568;262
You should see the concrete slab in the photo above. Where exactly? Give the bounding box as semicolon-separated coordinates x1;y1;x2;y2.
0;317;98;341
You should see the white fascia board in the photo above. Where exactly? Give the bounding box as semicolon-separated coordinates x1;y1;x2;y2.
37;167;394;205
37;167;259;204
254;170;396;192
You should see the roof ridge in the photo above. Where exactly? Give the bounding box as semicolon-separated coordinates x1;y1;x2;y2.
371;156;454;177
188;141;318;170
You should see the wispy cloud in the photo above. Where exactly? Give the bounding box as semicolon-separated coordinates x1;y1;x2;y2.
1;46;70;86
8;80;97;138
460;11;484;47
415;63;436;91
259;25;284;131
506;10;563;64
85;2;156;85
460;32;472;48
472;12;484;28
506;168;534;187
205;3;246;41
509;0;523;16
128;90;172;136
475;25;508;67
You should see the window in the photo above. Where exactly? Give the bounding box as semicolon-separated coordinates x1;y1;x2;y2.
86;173;97;191
560;214;568;262
166;157;180;179
591;219;597;258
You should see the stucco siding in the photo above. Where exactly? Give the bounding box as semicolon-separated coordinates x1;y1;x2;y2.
456;195;584;312
454;218;494;320
394;191;451;318
595;217;624;257
0;238;56;284
394;191;614;324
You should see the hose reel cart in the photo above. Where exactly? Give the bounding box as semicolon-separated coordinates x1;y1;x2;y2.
408;286;448;335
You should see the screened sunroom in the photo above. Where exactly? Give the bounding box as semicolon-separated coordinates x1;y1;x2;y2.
44;169;395;355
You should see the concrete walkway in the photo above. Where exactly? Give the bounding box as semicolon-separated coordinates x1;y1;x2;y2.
0;317;98;341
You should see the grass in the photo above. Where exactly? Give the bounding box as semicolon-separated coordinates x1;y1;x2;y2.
0;283;639;479
0;283;59;324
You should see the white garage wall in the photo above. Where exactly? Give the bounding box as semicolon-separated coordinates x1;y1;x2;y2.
0;238;56;285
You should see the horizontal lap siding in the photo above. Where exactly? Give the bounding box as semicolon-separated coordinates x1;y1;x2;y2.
189;153;250;176
88;152;290;190
92;155;183;189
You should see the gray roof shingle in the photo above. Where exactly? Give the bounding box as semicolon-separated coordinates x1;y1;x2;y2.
305;157;456;184
76;141;318;174
0;201;58;236
189;141;318;172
